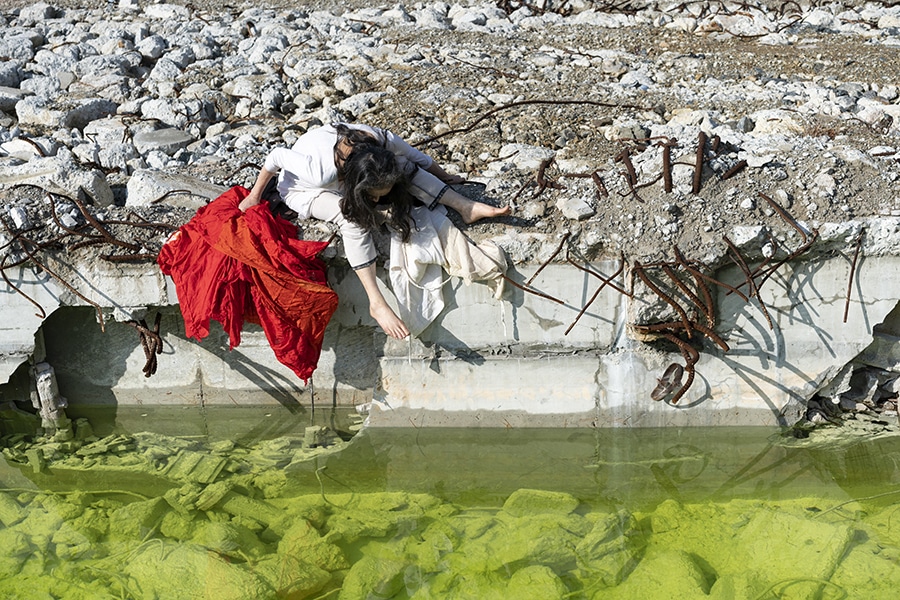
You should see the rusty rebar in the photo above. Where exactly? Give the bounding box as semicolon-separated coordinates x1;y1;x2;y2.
526;232;570;286
591;171;609;197
500;274;564;305
758;192;808;244
565;253;630;297
692;131;707;194
843;229;864;324
720;159;747;180
634;261;693;338
723;235;773;330
632;320;729;353
564;252;625;336
673;245;715;327
660;138;676;193
615;148;638;187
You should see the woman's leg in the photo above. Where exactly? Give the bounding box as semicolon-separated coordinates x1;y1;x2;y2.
408;168;510;224
308;191;409;339
437;187;511;224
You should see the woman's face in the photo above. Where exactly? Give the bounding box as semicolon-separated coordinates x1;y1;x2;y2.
367;185;393;204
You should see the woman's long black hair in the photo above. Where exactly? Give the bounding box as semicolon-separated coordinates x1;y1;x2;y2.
334;124;414;242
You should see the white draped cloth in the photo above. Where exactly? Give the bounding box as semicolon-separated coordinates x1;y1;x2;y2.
389;205;508;336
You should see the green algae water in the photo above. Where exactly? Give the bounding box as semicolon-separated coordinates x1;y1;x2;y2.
2;407;900;599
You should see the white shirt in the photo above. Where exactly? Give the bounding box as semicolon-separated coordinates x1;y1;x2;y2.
263;124;434;216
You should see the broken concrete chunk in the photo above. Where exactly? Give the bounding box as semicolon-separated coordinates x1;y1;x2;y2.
125;169;226;208
161;449;227;484
0;492;27;527
0;153;114;207
108;497;169;541
132;128;195;156
502;488;580;517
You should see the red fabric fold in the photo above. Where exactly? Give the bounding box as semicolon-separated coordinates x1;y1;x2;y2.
158;186;339;382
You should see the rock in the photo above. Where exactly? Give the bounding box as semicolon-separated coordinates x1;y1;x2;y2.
107;498;169;541
506;565;568;599
575;510;640;586
0;153;114;207
132;128;194;156
124;541;272;600
556;195;595;220
125;169;226;208
502;489;580;517
16;97;118;130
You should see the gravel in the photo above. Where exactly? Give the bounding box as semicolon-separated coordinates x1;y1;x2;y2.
1;0;899;269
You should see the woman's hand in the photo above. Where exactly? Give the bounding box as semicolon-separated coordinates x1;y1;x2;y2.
240;167;278;211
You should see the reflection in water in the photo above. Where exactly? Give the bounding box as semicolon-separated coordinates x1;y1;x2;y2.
1;409;899;599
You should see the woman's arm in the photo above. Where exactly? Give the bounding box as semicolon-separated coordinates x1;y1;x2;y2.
238;166;277;212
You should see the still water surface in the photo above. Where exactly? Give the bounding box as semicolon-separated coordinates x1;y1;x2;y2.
1;407;898;599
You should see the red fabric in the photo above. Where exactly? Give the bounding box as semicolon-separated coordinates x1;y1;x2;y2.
158;186;339;382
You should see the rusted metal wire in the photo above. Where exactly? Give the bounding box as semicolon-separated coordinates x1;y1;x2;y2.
634;260;693;338
0;252;47;319
70;191;141;251
692;131;707;194
149;189;198;205
16;236;106;332
526;232;570;286
843;229;865;324
564;252;625;336
723;235;773;330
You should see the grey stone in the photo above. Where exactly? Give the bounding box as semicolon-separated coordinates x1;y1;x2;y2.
0;63;23;88
556;196;595;220
132;128;194;156
0;153;114;206
20;75;60;99
137;35;167;60
0;86;30;112
125;169;226;208
0;35;37;62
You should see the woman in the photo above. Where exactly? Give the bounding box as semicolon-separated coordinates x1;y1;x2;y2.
239;123;510;339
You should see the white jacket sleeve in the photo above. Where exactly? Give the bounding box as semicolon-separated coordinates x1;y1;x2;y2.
263;147;333;188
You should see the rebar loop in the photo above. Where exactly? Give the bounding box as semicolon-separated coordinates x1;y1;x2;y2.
127;313;163;378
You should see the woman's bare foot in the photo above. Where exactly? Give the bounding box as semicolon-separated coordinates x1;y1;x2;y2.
458;200;511;224
370;302;410;339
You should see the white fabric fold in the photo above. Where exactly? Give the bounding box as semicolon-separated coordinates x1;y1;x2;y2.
389;205;508;336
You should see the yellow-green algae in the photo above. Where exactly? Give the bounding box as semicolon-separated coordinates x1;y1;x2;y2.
2;419;900;599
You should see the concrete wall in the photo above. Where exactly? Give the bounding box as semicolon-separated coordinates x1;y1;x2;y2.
1;225;898;428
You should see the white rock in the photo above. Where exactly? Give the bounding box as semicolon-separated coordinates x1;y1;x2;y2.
0;154;114;206
126;169;226;208
143;3;190;20
555;196;595;220
497;143;555;170
8;206;31;230
338;92;386;117
137;35;167;60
